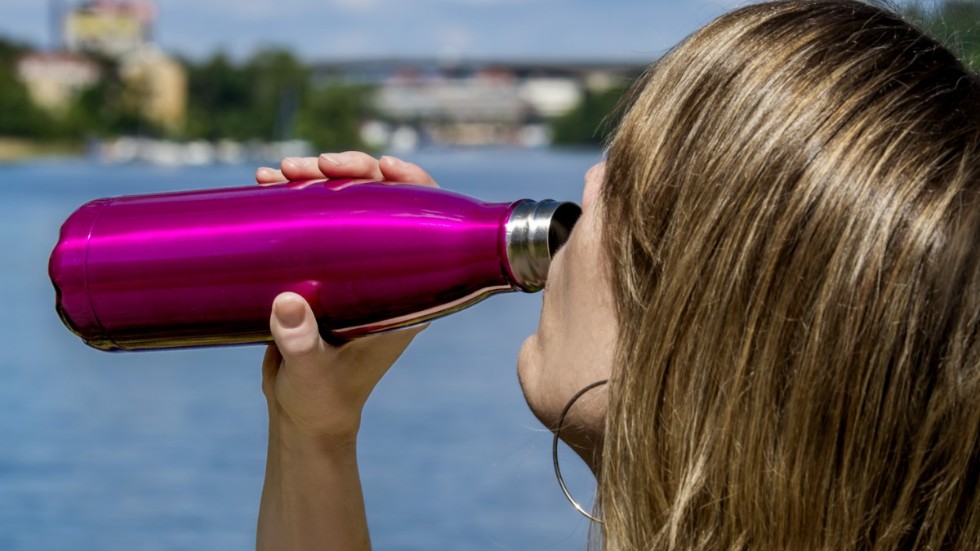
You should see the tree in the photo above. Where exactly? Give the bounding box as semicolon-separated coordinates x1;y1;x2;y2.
0;32;375;147
62;53;161;139
245;48;310;141
550;85;630;146
183;51;261;140
904;0;980;70
0;37;54;138
0;66;53;138
182;47;311;142
294;82;374;152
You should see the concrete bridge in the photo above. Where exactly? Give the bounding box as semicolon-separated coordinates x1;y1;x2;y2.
310;58;645;147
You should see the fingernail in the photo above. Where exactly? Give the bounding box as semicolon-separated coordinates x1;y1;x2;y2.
257;167;275;176
320;153;344;166
381;155;405;167
282;157;299;169
275;299;305;329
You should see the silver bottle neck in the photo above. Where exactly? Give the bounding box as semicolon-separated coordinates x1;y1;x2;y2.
504;199;582;292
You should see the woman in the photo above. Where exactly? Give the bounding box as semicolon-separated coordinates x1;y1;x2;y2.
255;0;980;548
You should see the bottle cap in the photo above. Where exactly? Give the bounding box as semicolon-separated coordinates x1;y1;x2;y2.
504;199;582;292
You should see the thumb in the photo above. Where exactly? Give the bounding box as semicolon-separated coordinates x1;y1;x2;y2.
270;292;331;377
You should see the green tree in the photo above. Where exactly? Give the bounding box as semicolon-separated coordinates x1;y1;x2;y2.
183;51;256;140
0;65;53;138
905;0;980;70
0;37;54;138
182;47;311;142
0;33;376;147
245;48;310;140
0;36;29;67
62;54;160;139
550;85;629;146
294;82;374;152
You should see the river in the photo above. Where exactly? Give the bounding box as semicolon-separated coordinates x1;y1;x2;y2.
0;148;604;550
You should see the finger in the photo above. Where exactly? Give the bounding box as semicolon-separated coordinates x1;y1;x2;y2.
379;156;439;187
280;157;326;181
261;344;282;401
317;151;384;180
269;292;332;380
256;166;286;185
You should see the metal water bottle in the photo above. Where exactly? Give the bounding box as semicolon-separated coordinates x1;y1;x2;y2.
49;179;580;351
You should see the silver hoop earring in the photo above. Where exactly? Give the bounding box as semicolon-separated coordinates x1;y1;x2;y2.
552;379;608;524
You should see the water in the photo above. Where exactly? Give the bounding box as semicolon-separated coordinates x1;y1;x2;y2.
0;148;604;550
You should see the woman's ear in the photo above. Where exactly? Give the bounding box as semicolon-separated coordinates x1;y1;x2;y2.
582;162;606;210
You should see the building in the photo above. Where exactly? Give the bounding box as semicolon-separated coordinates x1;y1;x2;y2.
119;45;187;132
16;51;101;112
54;1;187;130
63;0;155;58
315;58;640;147
518;77;583;118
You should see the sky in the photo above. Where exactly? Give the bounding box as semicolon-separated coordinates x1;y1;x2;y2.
0;0;761;63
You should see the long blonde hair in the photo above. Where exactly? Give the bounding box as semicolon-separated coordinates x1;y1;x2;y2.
599;1;980;548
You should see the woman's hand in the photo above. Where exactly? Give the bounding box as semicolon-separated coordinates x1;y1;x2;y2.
256;151;437;187
256;152;437;551
258;151;439;445
263;295;427;445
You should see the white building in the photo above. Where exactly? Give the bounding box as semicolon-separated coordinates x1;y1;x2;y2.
518;77;583;118
16;52;101;112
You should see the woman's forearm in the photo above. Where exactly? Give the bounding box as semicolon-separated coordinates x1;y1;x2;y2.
257;419;371;551
253;159;435;550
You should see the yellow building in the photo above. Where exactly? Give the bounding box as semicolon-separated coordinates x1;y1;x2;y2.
119;45;187;132
64;1;154;58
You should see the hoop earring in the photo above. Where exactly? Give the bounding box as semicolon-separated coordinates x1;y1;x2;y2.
552;379;608;524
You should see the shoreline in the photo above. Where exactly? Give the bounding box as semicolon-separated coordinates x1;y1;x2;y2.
0;138;83;163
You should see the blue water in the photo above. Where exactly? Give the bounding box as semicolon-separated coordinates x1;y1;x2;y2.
0;148;604;550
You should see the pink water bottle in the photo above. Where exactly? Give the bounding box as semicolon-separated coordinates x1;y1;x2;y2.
49;179;580;351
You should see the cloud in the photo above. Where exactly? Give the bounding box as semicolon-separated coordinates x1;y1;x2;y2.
331;0;382;13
